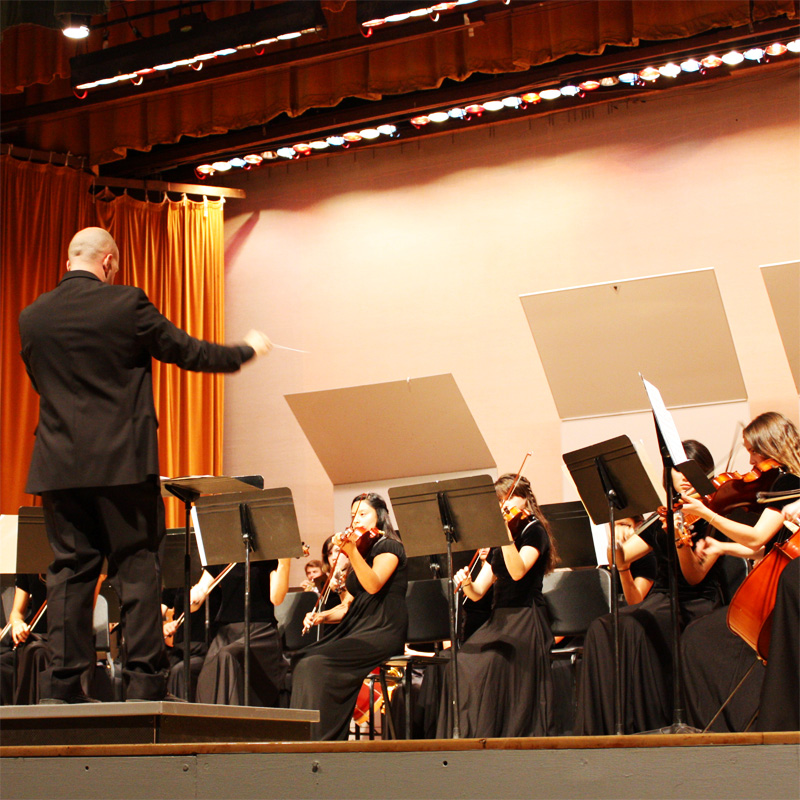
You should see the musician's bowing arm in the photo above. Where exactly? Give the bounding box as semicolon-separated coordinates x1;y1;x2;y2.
303;592;353;629
270;558;291;607
679;493;786;550
189;570;215;611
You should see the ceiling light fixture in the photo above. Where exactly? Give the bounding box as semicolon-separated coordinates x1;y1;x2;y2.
61;13;92;39
71;4;326;92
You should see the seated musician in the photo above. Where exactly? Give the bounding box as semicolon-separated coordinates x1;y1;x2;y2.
190;558;291;707
678;412;800;732
290;493;407;740
575;439;725;735
445;473;558;739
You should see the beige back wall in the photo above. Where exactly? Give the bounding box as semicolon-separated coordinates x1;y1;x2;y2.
223;64;799;581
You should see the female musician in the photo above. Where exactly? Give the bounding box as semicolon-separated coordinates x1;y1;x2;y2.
319;535;350;605
289;493;407;741
678;412;800;731
192;557;291;706
1;574;47;704
575;440;725;735
446;473;558;738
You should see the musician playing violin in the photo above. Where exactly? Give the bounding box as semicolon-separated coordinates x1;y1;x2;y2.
442;474;558;738
290;493;407;740
576;440;725;736
678;412;800;560
678;412;800;732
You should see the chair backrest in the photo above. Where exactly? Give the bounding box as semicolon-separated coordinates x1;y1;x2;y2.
276;590;320;652
406;579;451;645
542;567;612;637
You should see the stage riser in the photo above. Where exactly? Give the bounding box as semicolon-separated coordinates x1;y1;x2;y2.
3;745;798;800
0;715;313;746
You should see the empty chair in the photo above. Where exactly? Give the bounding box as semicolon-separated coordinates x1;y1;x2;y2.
378;578;451;739
276;590;321;654
543;567;613;648
543;567;612;734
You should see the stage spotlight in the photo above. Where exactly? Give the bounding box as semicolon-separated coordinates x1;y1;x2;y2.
61;13;91;39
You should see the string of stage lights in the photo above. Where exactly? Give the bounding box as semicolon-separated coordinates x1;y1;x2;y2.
192;37;799;179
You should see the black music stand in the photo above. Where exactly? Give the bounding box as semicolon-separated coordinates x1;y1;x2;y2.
389;475;509;739
2;508;53;576
162;475;263;700
642;375;716;733
563;436;662;735
191;486;304;704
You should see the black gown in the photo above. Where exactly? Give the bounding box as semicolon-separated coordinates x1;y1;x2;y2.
575;519;724;735
290;536;408;741
194;560;289;707
11;575;49;705
434;519;555;739
681;471;799;732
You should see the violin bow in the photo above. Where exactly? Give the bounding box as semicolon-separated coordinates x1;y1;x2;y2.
303;497;364;633
7;600;48;651
171;562;237;630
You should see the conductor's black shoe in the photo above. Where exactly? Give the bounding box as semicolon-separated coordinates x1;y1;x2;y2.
40;694;102;705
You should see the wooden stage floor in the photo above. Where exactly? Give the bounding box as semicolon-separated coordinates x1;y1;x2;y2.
2;727;798;799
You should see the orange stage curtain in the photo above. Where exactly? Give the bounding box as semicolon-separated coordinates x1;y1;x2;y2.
0;156;94;514
3;1;796;165
1;157;227;527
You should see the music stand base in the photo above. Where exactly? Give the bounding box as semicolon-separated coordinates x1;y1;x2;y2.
642;722;702;734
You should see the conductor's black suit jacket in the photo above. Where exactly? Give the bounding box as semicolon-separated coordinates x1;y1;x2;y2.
19;270;253;494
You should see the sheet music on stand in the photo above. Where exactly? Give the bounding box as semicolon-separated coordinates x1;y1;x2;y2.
639;375;707;733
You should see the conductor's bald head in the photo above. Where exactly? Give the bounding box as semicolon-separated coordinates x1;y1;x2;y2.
67;227;119;283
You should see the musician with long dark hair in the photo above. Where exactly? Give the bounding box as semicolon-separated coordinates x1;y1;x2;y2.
442;473;558;738
290;493;407;740
679;412;800;731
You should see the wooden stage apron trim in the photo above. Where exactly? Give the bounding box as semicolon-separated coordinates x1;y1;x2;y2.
2;730;797;758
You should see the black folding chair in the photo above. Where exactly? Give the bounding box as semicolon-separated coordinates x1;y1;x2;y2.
377;578;451;740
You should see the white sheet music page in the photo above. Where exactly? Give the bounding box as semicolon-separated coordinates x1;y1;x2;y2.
640;374;687;466
190;507;209;567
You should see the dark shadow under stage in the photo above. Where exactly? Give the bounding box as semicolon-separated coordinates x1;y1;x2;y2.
1;704;798;800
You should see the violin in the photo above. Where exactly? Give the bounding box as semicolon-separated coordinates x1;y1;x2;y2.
303;496;383;634
657;504;699;549
333;526;383;557
702;458;783;515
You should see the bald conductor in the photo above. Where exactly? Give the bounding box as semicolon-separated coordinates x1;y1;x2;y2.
18;227;271;703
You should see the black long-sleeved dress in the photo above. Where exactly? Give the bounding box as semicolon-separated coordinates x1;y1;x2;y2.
290;536;408;740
